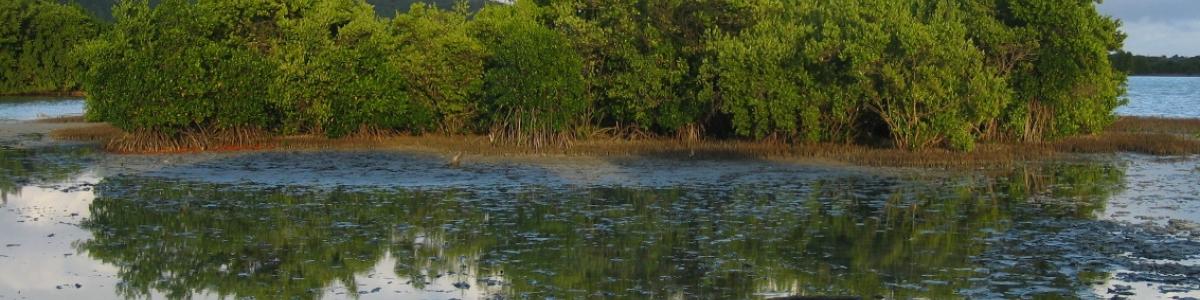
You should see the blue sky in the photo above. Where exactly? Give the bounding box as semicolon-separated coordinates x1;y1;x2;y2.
1098;0;1200;56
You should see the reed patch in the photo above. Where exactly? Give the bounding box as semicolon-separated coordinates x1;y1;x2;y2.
49;123;123;142
1107;117;1200;135
49;116;1200;168
1053;132;1200;156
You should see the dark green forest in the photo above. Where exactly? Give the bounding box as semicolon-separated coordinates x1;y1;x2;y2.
0;0;103;95
1111;51;1200;76
4;0;1128;151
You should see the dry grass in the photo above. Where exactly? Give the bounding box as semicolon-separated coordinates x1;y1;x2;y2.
1053;132;1200;155
46;116;1200;168
103;128;274;153
49;123;123;141
48;124;271;153
1107;116;1200;135
1046;116;1200;156
53;128;1052;168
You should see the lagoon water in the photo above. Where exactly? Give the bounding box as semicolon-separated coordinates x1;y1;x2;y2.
0;97;84;123
1;78;1199;299
1;146;1199;299
1118;76;1200;118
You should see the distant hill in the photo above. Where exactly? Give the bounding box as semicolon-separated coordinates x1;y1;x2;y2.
72;0;489;20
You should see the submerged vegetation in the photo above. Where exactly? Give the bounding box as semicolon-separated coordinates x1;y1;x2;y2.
62;0;1128;151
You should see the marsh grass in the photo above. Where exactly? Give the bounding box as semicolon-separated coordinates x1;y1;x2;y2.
487;126;575;149
1107;116;1200;135
105;128;274;153
47;117;1200;168
51;124;272;153
49;123;122;141
1053;132;1200;155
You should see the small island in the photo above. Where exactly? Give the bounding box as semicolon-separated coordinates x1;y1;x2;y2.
1;0;1199;299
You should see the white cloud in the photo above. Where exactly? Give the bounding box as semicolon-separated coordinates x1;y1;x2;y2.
1098;0;1200;56
1119;19;1200;56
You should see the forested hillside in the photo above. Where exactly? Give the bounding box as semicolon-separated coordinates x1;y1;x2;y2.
10;0;1127;151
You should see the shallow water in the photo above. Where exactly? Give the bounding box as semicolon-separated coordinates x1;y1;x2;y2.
1118;76;1200;118
0;97;84;123
1;147;1198;299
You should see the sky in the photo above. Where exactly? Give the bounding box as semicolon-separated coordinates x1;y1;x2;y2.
1098;0;1200;57
69;0;1196;57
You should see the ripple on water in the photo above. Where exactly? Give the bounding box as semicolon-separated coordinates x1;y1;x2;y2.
1118;76;1200;118
1;147;1200;299
0;97;84;122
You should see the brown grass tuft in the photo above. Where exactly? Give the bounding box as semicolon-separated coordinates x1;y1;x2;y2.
102;128;274;153
41;125;1062;168
486;127;575;149
1107;116;1200;135
49;123;123;141
47;117;1200;168
1048;117;1200;155
1053;132;1200;155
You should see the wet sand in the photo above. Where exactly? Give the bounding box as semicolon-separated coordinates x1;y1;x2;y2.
0;122;94;148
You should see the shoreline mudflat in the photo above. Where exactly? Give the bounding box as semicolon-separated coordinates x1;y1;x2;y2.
0;121;95;148
17;116;1200;170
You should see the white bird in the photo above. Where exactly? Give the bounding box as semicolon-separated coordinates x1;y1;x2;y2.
446;152;463;168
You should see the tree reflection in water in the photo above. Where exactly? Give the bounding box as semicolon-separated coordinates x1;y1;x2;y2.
0;146;91;202
79;163;1124;299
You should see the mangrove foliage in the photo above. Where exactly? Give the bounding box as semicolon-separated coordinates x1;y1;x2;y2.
59;0;1131;150
0;0;103;95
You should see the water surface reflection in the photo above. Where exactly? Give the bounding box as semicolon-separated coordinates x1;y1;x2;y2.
75;162;1125;299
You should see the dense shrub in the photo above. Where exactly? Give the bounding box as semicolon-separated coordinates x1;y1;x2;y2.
546;1;694;134
861;1;1010;151
699;0;1118;149
77;0;276;134
963;0;1126;141
391;3;487;133
474;2;587;140
701;2;816;141
0;0;102;95
64;0;1126;151
267;0;429;137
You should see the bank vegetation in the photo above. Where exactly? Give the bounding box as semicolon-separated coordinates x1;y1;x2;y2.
47;116;1200;168
8;0;1150;157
